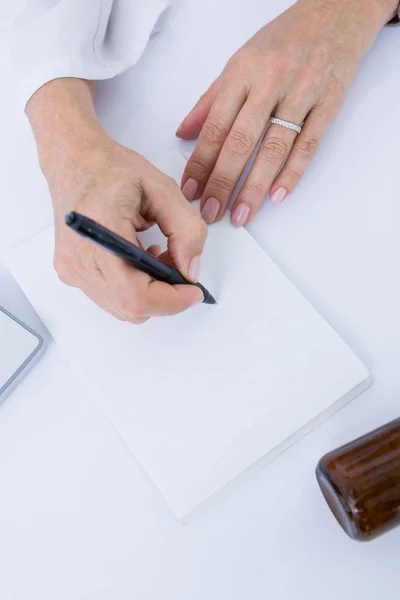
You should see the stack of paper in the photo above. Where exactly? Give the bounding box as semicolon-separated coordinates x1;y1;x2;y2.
5;153;371;521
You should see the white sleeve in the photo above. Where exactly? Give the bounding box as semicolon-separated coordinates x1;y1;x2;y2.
12;0;172;111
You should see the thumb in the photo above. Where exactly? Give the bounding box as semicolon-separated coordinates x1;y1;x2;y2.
176;78;221;140
144;180;208;283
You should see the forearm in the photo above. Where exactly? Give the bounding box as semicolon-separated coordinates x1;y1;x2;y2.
26;78;106;181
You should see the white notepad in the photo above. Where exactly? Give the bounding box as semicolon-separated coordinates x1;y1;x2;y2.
6;152;371;521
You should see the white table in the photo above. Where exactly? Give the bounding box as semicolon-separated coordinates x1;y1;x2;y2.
1;1;399;598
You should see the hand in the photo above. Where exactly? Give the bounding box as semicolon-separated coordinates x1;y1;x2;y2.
49;139;207;323
26;78;207;323
177;0;396;226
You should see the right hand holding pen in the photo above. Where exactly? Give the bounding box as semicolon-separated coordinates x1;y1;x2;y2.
26;78;207;323
49;142;207;323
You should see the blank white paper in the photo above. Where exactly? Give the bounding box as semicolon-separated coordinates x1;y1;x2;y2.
5;152;371;521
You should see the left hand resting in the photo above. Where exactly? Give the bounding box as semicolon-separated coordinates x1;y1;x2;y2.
177;0;395;226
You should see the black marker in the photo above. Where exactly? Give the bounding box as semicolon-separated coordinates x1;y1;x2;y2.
65;212;216;305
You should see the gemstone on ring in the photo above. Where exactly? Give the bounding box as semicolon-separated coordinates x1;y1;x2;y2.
269;118;302;134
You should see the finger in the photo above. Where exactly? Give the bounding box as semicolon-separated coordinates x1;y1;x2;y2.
181;85;249;203
176;78;221;140
269;106;330;203
147;244;163;258
143;180;208;283
92;206;204;318
231;104;307;225
156;251;175;267
200;94;275;223
145;280;204;317
105;261;203;320
136;218;155;233
96;226;154;319
59;226;148;324
98;254;152;321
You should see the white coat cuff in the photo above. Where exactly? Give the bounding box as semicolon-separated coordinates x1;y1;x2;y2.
15;0;173;113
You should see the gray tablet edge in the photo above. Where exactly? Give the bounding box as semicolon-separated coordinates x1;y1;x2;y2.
0;305;44;402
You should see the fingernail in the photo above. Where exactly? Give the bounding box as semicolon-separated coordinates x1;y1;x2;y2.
271;187;286;204
231;203;250;227
201;197;220;224
182;178;198;201
188;255;201;282
176;121;185;136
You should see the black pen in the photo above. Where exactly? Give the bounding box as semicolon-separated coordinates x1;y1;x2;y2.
65;212;216;305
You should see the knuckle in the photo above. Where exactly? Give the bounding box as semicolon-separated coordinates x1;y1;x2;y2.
226;51;241;70
247;180;265;197
209;171;234;193
260;136;288;162
296;66;323;94
296;136;318;159
227;49;255;80
202;116;229;147
53;254;72;286
187;154;211;180
119;293;145;320
285;82;317;107
226;55;249;79
284;169;302;184
227;128;254;157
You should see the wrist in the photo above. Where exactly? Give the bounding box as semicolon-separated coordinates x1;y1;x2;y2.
26;78;109;181
298;0;398;28
371;0;399;23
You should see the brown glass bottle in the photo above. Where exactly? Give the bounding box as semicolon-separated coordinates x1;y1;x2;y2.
316;418;400;541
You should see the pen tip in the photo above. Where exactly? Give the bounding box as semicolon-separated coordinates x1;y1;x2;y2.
205;294;217;305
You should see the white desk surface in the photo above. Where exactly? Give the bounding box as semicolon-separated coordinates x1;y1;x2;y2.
0;1;399;598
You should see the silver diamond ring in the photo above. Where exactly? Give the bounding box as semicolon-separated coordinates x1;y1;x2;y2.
269;118;302;134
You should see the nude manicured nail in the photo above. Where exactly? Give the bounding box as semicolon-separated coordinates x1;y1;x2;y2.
201;198;220;224
188;255;201;282
182;178;198;201
231;203;250;227
271;187;286;204
176;121;185;136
